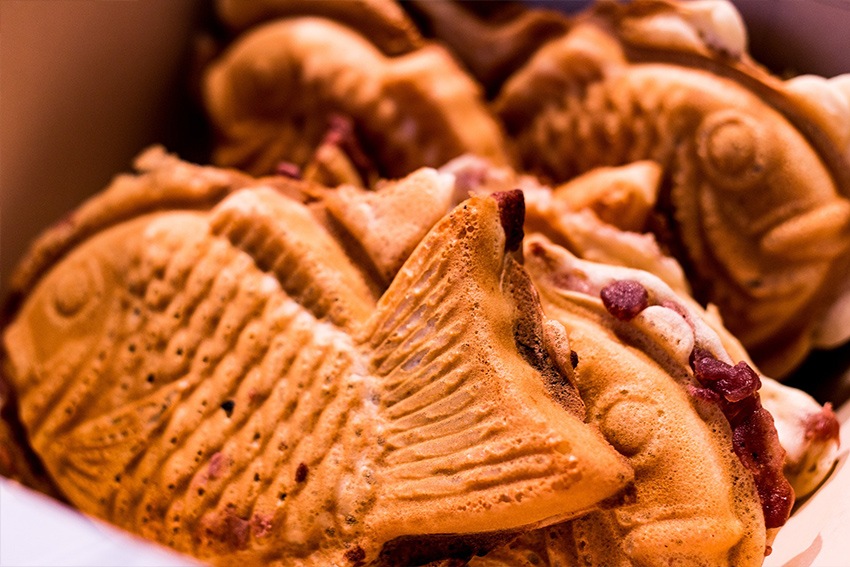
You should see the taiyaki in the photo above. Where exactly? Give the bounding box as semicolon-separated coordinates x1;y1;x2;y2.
479;236;796;566
309;153;840;507
1;151;633;566
494;0;850;377
203;14;511;179
310;161;832;565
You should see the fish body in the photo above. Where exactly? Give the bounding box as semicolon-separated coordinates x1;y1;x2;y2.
2;166;631;565
495;12;850;377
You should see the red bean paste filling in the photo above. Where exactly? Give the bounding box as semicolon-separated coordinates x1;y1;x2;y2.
312;113;377;184
492;189;525;252
600;280;649;321
274;162;302;179
597;279;794;530
690;347;794;529
803;402;840;443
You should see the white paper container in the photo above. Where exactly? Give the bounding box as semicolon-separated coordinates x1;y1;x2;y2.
1;1;849;566
0;477;200;566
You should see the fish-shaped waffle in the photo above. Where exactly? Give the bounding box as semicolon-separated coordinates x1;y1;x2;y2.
307;166;830;565
493;0;850;377
203;11;511;179
471;236;796;566
309;154;840;508
1;153;633;566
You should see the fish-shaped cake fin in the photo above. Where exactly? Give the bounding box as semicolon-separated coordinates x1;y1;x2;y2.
364;194;632;546
550;161;662;233
210;186;379;329
320;167;456;285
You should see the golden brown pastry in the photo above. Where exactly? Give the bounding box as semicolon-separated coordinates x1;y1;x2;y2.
760;381;840;500
311;155;844;565
697;308;842;501
494;0;850;377
203;15;511;179
438;155;690;294
319;167;457;286
0;396;61;499
548;161;662;233
1;153;632;566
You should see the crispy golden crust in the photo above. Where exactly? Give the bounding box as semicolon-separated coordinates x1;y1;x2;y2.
0;385;62;498
489;237;771;566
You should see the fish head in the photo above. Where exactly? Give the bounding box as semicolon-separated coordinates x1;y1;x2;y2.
590;0;850;375
523;236;775;565
493;0;850;374
5;240;117;379
661;65;850;374
2;212;214;434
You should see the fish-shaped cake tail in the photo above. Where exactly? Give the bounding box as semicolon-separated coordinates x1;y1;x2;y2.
360;193;632;560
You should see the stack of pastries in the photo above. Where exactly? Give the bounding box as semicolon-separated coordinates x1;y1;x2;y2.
1;1;846;565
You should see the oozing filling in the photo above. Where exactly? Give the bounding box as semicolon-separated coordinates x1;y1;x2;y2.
600;279;650;321
493;189;526;252
689;348;793;529
599;279;794;529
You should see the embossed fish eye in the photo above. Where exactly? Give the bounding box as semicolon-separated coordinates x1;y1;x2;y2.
50;257;102;320
598;395;660;457
695;109;772;192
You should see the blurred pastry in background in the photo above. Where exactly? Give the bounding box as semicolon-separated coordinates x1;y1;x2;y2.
202;7;511;180
492;0;850;378
403;0;570;94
